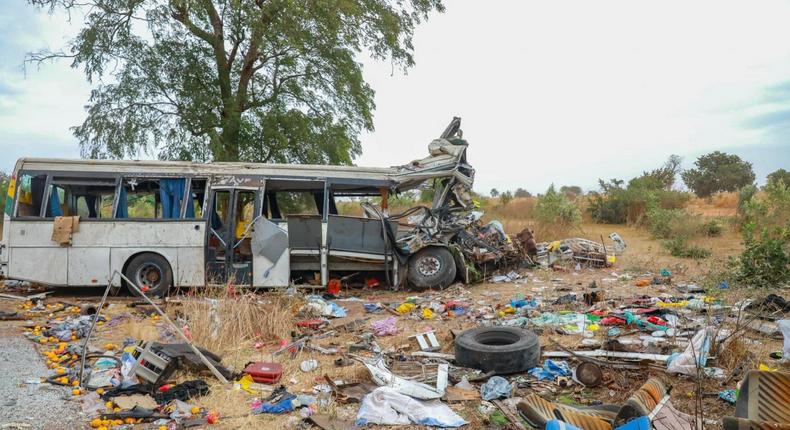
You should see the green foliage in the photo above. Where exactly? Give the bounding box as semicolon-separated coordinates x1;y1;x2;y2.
766;168;790;189
498;190;513;206
534;184;581;228
681;151;755;197
643;207;704;240
419;187;435;203
28;0;444;164
514;188;531;198
559;185;582;197
0;171;8;216
587;177;691;224
662;237;711;259
490;188;499;197
702;219;723;237
736;226;790;287
732;179;790;287
637;154;682;190
737;184;758;216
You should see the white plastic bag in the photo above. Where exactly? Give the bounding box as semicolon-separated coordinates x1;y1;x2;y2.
667;327;713;376
779;320;790;363
356;387;467;427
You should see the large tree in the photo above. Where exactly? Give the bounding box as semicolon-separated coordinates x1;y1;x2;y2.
681;151;755;198
28;0;443;164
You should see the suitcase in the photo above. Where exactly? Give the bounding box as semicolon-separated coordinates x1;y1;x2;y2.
243;362;283;384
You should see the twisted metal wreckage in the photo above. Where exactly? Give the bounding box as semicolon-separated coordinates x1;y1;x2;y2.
374;117;626;289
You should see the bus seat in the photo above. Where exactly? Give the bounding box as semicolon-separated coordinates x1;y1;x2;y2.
287;215;322;251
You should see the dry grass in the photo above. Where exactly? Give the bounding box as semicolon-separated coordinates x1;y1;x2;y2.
687;192;739;217
177;285;299;356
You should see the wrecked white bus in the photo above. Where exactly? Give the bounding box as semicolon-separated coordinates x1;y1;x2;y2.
0;119;486;295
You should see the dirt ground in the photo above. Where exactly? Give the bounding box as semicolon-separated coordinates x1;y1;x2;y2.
0;221;787;430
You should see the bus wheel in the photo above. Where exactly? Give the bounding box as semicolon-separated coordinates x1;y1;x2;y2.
407;246;456;290
124;253;173;297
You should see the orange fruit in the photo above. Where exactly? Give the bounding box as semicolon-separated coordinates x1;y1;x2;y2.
71;380;79;387
72;388;81;395
90;418;102;428
124;418;135;424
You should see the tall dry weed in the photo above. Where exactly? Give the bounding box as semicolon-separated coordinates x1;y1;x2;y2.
177;285;299;356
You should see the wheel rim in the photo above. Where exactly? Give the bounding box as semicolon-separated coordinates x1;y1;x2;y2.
135;262;163;290
416;255;442;277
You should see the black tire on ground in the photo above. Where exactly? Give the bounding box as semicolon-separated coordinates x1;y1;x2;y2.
124;253;173;297
406;246;457;290
455;327;540;374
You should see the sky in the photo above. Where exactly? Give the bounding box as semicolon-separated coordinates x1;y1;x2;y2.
1;0;789;195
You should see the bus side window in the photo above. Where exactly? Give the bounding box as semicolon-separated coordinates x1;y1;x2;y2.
47;180;116;219
15;173;47;217
187;179;206;219
116;178;189;219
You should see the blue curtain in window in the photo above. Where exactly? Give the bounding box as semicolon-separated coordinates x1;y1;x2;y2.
115;187;128;219
47;187;63;217
159;179;186;219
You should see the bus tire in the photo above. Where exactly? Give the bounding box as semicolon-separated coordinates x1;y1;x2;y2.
407;246;456;290
124;253;173;298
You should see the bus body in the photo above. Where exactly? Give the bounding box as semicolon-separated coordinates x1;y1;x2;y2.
0;120;475;293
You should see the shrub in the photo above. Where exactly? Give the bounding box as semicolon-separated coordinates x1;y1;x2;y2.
587;178;691;225
498;190;513;206
643;208;704;240
534;185;581;236
735;225;790;287
702;219;723;237
731;180;790;287
663;237;711;259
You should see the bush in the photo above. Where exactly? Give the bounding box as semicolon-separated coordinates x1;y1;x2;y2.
587;178;691;225
535;184;581;234
498;190;513;206
735;225;790;287
663;237;711;259
731;180;790;287
702;219;723;237
643;207;704;240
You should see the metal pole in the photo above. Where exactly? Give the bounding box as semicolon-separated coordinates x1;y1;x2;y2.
116;271;229;384
77;274;115;386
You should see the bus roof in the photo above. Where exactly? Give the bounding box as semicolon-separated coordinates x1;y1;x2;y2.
13;137;472;191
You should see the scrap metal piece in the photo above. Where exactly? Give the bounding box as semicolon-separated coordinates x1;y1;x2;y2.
411;331;440;352
722;370;790;429
355;356;448;400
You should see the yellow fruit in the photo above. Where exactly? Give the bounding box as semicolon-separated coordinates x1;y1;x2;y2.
71;335;77;341
159;426;168;430
98;427;108;430
90;418;102;428
72;388;81;395
105;401;114;409
96;388;105;395
55;368;66;375
39;338;48;344
190;406;200;414
113;419;123;425
113;407;120;413
72;380;79;387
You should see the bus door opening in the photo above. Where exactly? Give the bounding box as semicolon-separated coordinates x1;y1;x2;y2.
206;189;257;285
